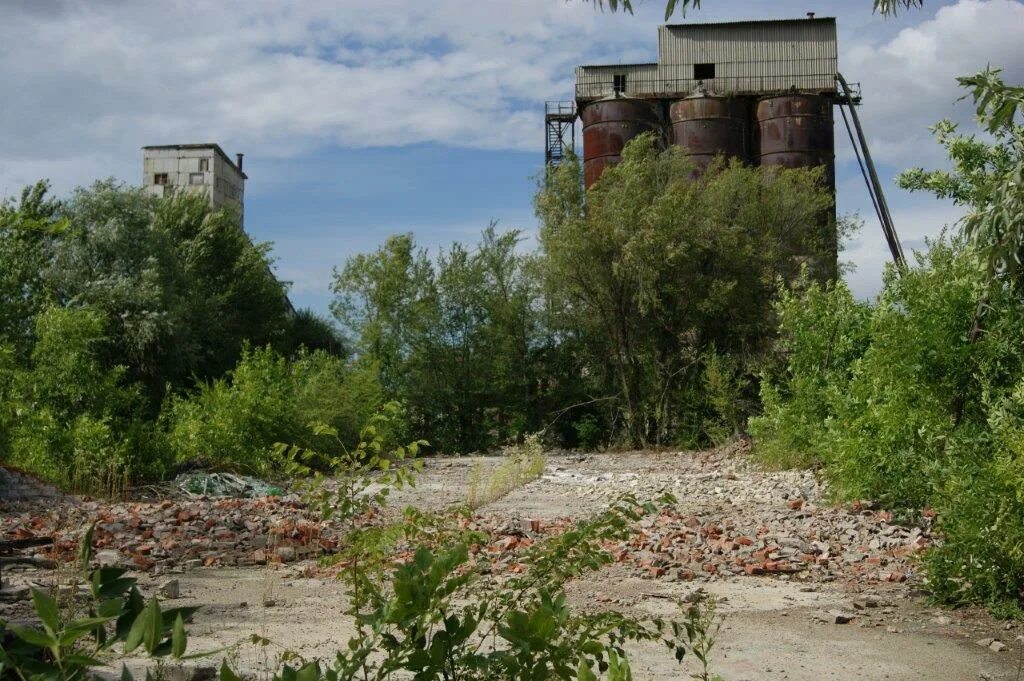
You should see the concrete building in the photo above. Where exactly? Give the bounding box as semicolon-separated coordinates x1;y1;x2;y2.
142;143;246;214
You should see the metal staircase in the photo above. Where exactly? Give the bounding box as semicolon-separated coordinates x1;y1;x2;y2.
545;101;577;165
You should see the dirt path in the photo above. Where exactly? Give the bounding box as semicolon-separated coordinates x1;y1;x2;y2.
4;449;1021;679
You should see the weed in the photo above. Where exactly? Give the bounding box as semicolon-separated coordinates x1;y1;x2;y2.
466;433;546;510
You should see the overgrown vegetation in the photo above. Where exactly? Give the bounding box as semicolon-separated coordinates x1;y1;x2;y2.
0;183;361;488
333;139;836;453
753;68;1024;614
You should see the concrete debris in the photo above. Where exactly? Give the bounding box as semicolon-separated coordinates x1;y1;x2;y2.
0;444;936;606
1;495;339;571
159;578;180;599
0;584;30;602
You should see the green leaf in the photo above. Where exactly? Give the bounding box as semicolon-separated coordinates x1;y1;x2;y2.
295;662;321;681
80;522;96;570
123;598;157;653
59;616;116;646
171;614;187;658
31;589;61;635
578;661;599;681
64;653;105;667
220;660;242;681
9;624;56;648
142;597;163;654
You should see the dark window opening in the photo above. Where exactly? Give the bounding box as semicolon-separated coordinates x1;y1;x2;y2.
693;63;715;80
613;74;627;94
153;173;169;185
189;172;204;185
198;158;209;172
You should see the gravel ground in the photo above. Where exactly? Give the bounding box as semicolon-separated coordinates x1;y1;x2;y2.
3;447;1022;680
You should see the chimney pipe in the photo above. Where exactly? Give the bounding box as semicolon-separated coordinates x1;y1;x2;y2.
236;153;244;172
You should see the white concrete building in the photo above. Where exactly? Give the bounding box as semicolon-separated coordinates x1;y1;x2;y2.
142;143;246;214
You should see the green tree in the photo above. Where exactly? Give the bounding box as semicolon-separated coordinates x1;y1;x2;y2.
537;136;833;446
332;228;546;453
0;181;64;360
4;306;154;488
898;67;1024;282
48;181;292;404
283;308;348;357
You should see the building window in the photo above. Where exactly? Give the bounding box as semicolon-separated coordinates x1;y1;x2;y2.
189;173;204;185
613;73;627;95
694;63;715;80
198;158;209;172
153;173;169;185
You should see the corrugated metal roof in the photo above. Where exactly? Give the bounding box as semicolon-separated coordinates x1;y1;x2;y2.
662;17;835;29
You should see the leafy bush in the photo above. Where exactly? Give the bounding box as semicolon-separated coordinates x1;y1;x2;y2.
922;385;1024;612
750;276;871;468
162;345;383;473
572;414;603;451
315;490;719;681
756;237;1024;610
2;306;160;490
754;69;1024;613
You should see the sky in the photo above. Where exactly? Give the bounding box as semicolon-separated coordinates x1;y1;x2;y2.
2;0;1023;314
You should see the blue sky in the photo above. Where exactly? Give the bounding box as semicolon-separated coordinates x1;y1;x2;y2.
2;0;1023;315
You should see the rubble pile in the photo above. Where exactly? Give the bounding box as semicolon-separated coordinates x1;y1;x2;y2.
605;500;930;584
1;495;340;572
2;445;934;592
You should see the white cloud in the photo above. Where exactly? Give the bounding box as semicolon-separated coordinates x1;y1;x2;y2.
842;0;1024;166
4;0;1020;195
0;0;657;194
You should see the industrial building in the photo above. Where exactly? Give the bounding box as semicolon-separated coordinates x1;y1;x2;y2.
545;14;904;268
142;143;246;214
564;16;840;188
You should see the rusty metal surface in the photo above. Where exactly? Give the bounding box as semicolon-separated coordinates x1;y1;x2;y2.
669;95;750;172
756;94;834;185
581;99;662;188
583;156;619;189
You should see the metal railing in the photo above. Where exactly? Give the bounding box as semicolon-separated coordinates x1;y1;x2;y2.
575;74;845;100
545;101;577;117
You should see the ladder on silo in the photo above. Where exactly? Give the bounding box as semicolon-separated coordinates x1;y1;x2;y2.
545;101;577;165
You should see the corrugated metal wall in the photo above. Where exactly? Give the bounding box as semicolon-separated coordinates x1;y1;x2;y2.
575;64;661;99
576;18;837;100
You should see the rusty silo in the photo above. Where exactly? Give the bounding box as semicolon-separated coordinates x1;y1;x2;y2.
557;17;906;272
755;94;835;188
581;98;663;189
669;93;749;175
